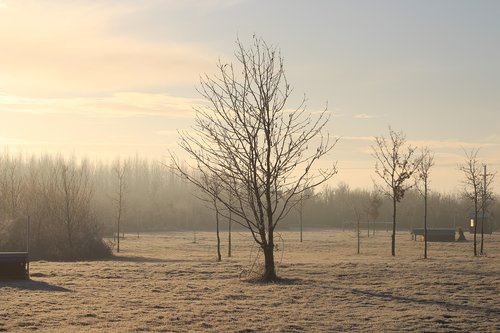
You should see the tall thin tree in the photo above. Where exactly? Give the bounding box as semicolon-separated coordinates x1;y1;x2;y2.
365;191;382;236
55;158;93;259
296;187;313;243
113;159;128;253
372;127;420;256
200;174;223;262
415;147;434;259
228;187;233;257
479;164;495;255
459;148;483;256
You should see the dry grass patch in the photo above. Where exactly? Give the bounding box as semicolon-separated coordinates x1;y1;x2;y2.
1;230;499;332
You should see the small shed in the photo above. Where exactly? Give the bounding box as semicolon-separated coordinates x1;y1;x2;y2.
411;228;456;242
0;252;30;279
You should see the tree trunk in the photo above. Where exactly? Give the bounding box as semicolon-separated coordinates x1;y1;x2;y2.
480;210;485;255
357;217;360;254
474;203;478;256
117;213;121;253
228;192;233;257
299;204;303;243
474;218;477;256
67;224;74;260
392;196;397;256
228;213;232;257
480;164;486;255
216;210;221;262
262;242;277;281
424;183;428;259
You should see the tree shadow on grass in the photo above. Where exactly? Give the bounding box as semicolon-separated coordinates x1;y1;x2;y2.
243;276;306;285
272;277;305;285
28;256;189;264
351;288;500;315
438;268;500;278
0;279;71;292
111;255;191;263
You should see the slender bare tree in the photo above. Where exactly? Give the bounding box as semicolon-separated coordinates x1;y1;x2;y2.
415;147;434;259
479;164;495;255
372;127;420;256
113;159;128;253
227;186;233;257
197;173;223;261
298;191;306;243
296;187;314;243
54;158;93;259
352;205;363;254
459;148;483;256
0;153;24;220
172;36;338;281
365;191;382;236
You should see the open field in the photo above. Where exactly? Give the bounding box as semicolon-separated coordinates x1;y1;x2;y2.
1;229;499;332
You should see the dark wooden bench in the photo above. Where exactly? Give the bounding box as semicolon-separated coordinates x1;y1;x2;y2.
411;228;456;242
0;252;29;279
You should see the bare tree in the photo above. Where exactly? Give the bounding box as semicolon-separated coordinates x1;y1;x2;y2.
365;191;382;236
32;156;61;253
227;186;233;257
113;159;128;253
22;156;53;250
459;148;484;256
296;187;314;243
197;173;223;261
372;127;420;256
172;36;338;281
0;153;24;220
415;147;434;259
298;191;306;243
54;158;94;259
479;164;495;255
352;205;363;254
214;187;222;262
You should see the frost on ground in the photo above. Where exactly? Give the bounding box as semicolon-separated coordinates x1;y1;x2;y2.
1;230;499;332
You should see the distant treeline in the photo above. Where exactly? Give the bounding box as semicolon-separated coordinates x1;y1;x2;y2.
295;182;498;231
0;152;497;260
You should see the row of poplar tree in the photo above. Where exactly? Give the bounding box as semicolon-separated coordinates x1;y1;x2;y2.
0;151;497;260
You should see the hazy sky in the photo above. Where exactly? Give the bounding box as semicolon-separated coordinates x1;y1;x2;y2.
0;0;499;192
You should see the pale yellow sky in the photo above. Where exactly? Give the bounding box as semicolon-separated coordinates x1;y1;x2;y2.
0;0;499;193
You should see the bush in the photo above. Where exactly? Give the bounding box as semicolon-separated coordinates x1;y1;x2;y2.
0;217;112;261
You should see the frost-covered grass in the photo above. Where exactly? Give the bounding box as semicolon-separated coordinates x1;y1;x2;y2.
1;229;499;332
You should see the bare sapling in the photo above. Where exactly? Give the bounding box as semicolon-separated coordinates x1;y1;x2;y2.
372;127;421;256
459;148;484;256
414;147;434;259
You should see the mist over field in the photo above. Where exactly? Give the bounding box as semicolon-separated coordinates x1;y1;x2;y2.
0;152;498;260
